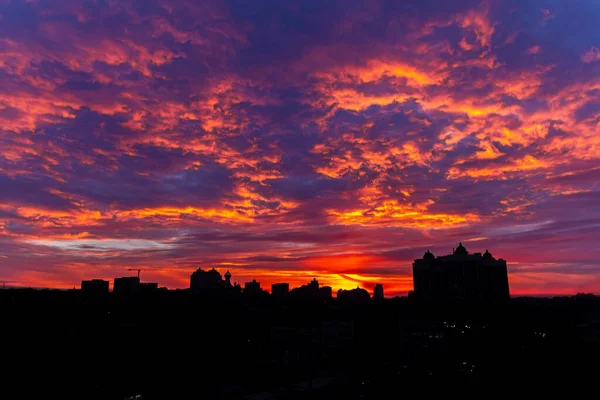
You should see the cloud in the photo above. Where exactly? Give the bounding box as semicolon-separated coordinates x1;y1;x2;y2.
1;0;600;295
28;238;173;251
581;47;600;63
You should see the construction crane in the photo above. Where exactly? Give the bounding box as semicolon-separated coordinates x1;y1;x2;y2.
128;268;144;279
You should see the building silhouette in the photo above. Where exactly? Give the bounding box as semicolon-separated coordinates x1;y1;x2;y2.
337;287;370;304
113;276;140;294
271;282;289;298
190;267;223;291
289;278;332;303
320;285;333;301
244;279;261;294
373;284;384;300
140;282;159;292
81;279;109;295
412;243;510;302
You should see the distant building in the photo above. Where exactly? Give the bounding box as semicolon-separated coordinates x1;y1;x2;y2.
113;277;140;294
288;278;331;303
337;287;370;304
81;279;109;295
140;282;159;292
244;280;261;294
319;286;333;301
271;282;289;298
373;284;384;300
190;268;223;291
412;243;510;302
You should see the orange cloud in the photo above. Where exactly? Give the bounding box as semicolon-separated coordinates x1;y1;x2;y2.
447;155;551;180
326;199;480;228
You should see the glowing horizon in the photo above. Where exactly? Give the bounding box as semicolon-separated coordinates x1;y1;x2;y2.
1;0;600;297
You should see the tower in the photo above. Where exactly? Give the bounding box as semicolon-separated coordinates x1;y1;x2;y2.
373;284;384;300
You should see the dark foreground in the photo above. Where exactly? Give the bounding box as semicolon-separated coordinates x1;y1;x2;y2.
3;289;600;399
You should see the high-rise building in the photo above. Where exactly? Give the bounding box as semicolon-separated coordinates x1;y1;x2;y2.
373;284;384;300
412;243;510;302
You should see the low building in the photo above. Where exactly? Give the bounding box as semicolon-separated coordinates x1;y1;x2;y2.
337;287;370;304
271;282;289;298
113;276;140;294
81;279;109;295
140;282;159;292
288;278;331;303
244;280;261;294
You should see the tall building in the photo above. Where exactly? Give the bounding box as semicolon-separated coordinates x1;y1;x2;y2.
81;279;109;295
113;276;140;294
412;243;510;302
373;284;384;300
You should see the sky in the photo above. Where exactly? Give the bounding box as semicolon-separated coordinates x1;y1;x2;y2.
0;0;599;296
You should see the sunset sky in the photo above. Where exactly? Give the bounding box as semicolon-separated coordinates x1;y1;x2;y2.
1;0;599;296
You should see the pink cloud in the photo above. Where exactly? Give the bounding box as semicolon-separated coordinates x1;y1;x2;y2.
581;47;600;63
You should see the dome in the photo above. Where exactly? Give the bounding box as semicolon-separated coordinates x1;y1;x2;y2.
207;268;222;279
454;242;468;256
224;270;232;279
483;249;493;260
423;250;435;260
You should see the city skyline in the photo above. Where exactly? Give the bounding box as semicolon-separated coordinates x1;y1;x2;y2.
81;241;512;301
1;1;600;296
6;243;557;298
